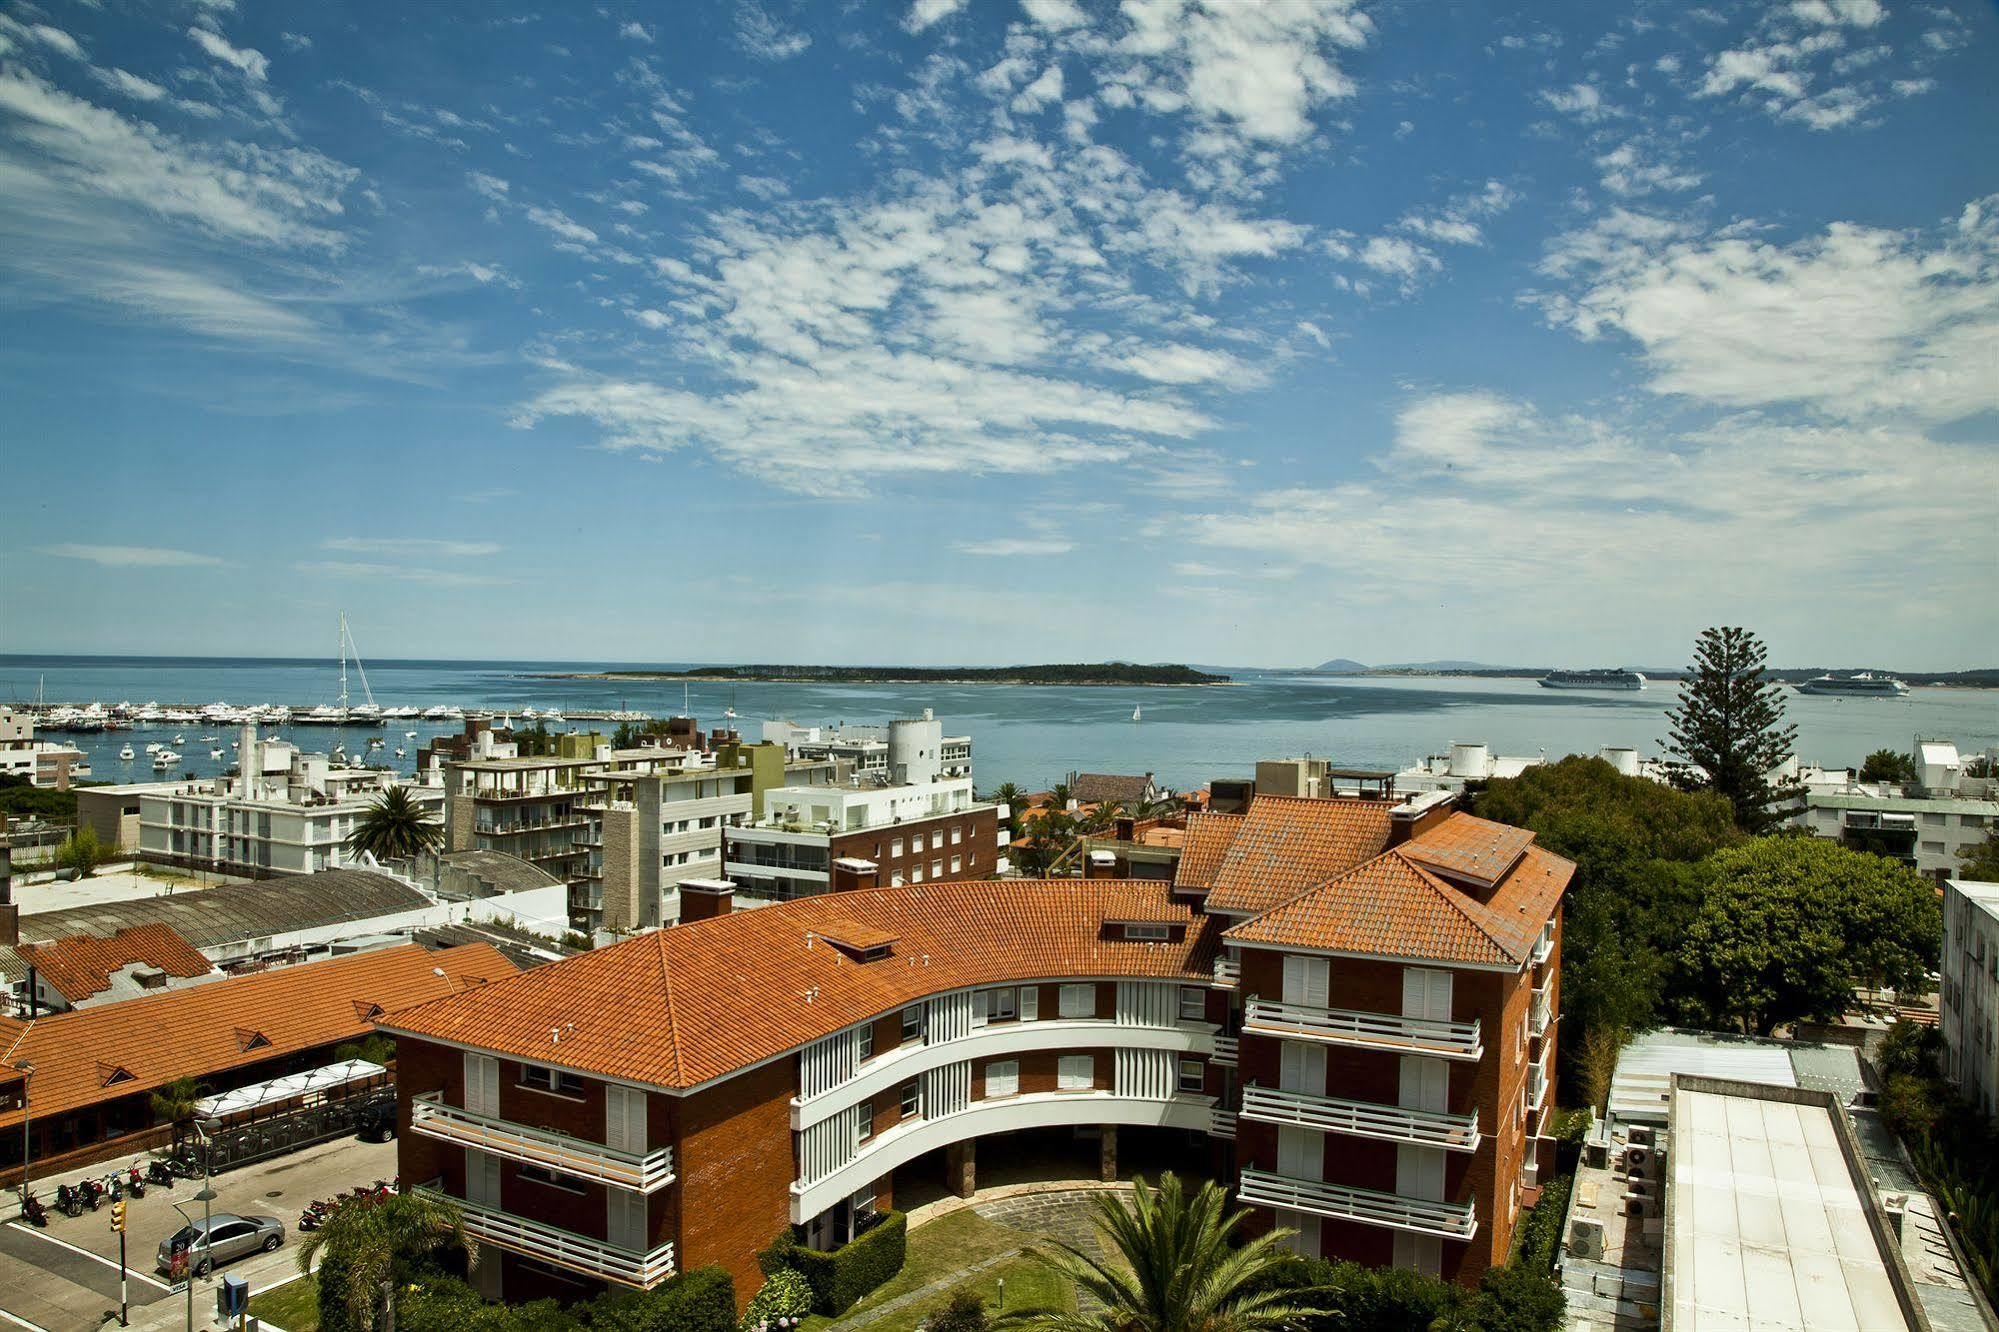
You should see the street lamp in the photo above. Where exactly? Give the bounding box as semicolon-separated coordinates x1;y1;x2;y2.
9;1060;31;1209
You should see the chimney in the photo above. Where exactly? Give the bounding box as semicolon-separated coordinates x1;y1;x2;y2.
679;878;736;922
1086;849;1121;880
1114;816;1136;842
830;857;879;893
1388;790;1458;847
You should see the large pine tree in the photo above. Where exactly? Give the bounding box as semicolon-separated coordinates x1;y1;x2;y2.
1661;626;1799;833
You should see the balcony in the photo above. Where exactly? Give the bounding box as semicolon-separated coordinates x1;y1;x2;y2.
417;1188;676;1289
1209;1108;1238;1139
411;1093;676;1193
1213;956;1240;988
1236;1168;1478;1241
1211;1035;1239;1067
1531;930;1554;968
1529;990;1553;1039
1526;1059;1550;1117
1241;1084;1480;1153
1243;999;1483;1062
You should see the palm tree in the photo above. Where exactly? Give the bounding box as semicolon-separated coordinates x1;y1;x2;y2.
998;1173;1318;1332
346;786;443;861
150;1075;204;1150
299;1190;470;1332
992;782;1025;834
1080;802;1125;835
1050;782;1073;810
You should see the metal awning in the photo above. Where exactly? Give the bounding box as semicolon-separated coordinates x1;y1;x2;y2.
196;1059;389;1120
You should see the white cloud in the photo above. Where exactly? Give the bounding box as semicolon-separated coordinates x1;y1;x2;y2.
92;68;168;103
1021;0;1087;31
736;3;811;61
1538;82;1614;122
1538;197;1999;423
954;536;1076;556
322;537;502;557
295;561;511;587
42;543;226;567
1396;180;1517;247
186;27;269;81
0;16;85;59
1790;0;1884;27
1011;65;1064;113
467;171;510;200
620;21;653;42
524;204;597;244
1356;235;1438;280
1594;141;1703;198
904;0;966;33
1117;343;1261;385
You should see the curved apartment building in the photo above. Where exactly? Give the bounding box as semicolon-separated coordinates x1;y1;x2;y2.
383;792;1569;1305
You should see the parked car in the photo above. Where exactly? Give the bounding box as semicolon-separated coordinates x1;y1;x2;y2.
156;1213;285;1276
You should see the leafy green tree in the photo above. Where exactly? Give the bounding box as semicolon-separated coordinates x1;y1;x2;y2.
1960;826;1999;882
1859;749;1918;785
1015;810;1078;876
1467;1265;1567;1332
334;1033;398;1066
149;1075;204;1148
930;1293;990;1332
347;785;444;861
1475;756;1737;1093
1660;626;1799;832
1079;802;1125;835
1049;783;1072;810
990;783;1025;836
997;1174;1315;1332
55;824;107;878
1673;838;1939;1035
301;1190;470;1332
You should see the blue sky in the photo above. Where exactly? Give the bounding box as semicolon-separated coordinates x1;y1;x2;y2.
1;0;1994;668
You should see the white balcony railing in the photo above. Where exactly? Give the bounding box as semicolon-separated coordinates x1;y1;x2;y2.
1526;1059;1550;1117
1210;1108;1238;1139
1236;1168;1478;1241
411;1094;676;1193
1529;992;1552;1039
1212;1035;1239;1067
1241;1084;1480;1153
1531;930;1554;968
417;1188;676;1288
1243;999;1483;1062
1213;956;1240;987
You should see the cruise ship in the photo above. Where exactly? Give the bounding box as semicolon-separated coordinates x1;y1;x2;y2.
1538;668;1647;691
1796;671;1911;697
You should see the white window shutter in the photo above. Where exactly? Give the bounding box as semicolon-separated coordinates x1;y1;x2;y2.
972;989;990;1028
1019;986;1038;1020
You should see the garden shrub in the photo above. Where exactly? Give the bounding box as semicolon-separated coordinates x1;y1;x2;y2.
739;1269;813;1330
1515;1173;1573;1272
758;1211;907;1315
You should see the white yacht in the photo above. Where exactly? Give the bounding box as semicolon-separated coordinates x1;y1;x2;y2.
153;749;181;770
119;744;135;761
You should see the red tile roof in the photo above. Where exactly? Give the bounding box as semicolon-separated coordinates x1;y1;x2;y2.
383;880;1222;1090
0;943;516;1127
15;924;213;1004
1398;813;1535;888
1224;833;1572;967
1201;797;1394;917
1172;812;1244;895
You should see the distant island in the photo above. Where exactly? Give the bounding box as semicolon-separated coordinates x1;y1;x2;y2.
1302;661;1999;688
542;663;1231;686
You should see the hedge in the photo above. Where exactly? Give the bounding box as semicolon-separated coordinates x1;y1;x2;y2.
394;1264;737;1332
1515;1173;1573;1273
758;1211;907;1315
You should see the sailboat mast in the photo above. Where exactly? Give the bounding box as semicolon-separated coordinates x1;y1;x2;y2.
339;612;349;710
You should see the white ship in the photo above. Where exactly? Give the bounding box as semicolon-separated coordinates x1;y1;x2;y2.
1795;672;1910;697
1538;668;1647;691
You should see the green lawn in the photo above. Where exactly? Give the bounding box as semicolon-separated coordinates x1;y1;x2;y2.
809;1208;1078;1332
248;1274;319;1332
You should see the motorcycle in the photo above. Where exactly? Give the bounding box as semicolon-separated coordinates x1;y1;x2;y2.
79;1177;105;1211
20;1193;47;1227
54;1183;82;1218
146;1159;177;1189
298;1200;331;1232
126;1164;146;1199
106;1174;124;1203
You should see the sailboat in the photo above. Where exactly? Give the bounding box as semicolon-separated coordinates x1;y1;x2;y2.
1131;706;1142;723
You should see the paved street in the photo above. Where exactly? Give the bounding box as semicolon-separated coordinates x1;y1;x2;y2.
1;1137;396;1332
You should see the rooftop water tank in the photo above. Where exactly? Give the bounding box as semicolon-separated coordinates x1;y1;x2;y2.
1447;742;1490;779
1598;746;1640;777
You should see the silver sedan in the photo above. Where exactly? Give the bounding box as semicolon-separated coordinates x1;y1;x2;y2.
156;1213;286;1276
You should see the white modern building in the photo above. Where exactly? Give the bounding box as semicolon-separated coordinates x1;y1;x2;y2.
124;725;439;876
0;708;91;788
578;747;757;935
762;708;973;783
1791;738;1998;881
1941;877;1999;1122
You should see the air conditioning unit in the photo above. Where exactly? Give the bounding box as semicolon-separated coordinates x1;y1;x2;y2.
1628;1125;1656;1148
1624;1194;1649;1218
1569;1216;1606;1260
1626;1146;1650;1171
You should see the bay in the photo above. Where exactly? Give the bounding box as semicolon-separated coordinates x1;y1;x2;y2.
2;655;1993;792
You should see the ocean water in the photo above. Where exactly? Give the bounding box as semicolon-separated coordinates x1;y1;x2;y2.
3;655;1994;792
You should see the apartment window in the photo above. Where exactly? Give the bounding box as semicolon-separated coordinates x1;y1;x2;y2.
900;1082;920;1118
520;1065;585;1097
986;1061;1019;1098
1058;1055;1094;1090
901;1005;924;1043
931;831;944;850
1059;984;1096;1018
517;1164;586;1194
1179;987;1206;1021
912;865;924;883
985;987;1017;1022
931;859;943;879
1126;923;1169;941
1964;815;1988;829
950;856;962;874
1923;840;1946;855
1178;1060;1205;1094
950;826;962;845
1924;812;1947;826
856;1101;874;1144
1019;986;1039;1020
891;838;904;857
858;1024;875;1060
